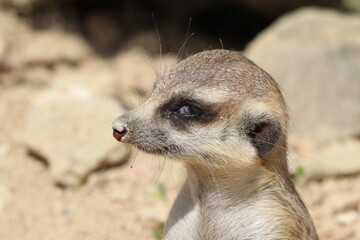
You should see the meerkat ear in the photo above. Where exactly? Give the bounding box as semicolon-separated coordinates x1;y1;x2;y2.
245;117;282;158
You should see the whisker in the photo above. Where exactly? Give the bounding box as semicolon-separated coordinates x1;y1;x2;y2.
178;17;192;59
176;32;195;60
152;12;162;69
219;38;224;49
130;147;140;169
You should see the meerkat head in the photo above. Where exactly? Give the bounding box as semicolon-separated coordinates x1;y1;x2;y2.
113;50;288;170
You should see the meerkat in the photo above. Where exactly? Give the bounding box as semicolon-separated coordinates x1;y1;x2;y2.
112;49;318;240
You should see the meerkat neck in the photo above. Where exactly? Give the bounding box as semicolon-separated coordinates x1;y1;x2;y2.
183;138;291;191
166;161;296;240
184;161;277;201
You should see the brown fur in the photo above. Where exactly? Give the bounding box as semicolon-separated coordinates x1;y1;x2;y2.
113;49;318;239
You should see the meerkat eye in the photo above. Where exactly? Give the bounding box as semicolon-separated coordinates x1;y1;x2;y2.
158;97;217;126
177;105;198;116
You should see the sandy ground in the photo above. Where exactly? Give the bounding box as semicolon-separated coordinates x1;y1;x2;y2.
0;88;180;240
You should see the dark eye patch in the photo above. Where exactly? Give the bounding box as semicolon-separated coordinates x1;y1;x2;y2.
158;96;218;129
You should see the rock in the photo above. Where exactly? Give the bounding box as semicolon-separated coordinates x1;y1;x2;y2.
0;143;9;156
0;9;93;88
0;36;7;59
122;31;161;55
234;0;360;17
0;10;90;67
23;82;130;186
245;8;360;178
53;60;119;98
0;184;9;212
302;138;360;178
336;210;358;225
20;65;53;86
0;10;23;69
113;48;178;108
51;57;166;108
12;29;91;66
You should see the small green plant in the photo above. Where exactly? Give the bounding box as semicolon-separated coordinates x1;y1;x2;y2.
153;221;165;239
291;166;305;182
155;183;167;202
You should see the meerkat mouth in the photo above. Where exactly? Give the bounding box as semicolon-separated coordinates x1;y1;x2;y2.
135;143;180;157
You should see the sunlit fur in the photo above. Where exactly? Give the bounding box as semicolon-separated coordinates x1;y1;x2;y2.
113;50;318;239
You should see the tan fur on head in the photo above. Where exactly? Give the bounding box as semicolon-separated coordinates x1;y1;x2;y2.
113;49;318;240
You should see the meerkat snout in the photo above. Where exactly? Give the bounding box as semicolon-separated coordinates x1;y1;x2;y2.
112;117;128;141
112;126;127;141
112;49;318;240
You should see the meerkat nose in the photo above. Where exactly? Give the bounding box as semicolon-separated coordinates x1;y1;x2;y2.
112;126;128;141
112;118;129;142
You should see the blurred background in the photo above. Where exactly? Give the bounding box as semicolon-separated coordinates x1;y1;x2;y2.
0;0;359;239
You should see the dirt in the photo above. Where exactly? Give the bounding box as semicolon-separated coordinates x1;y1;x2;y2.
0;88;183;239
